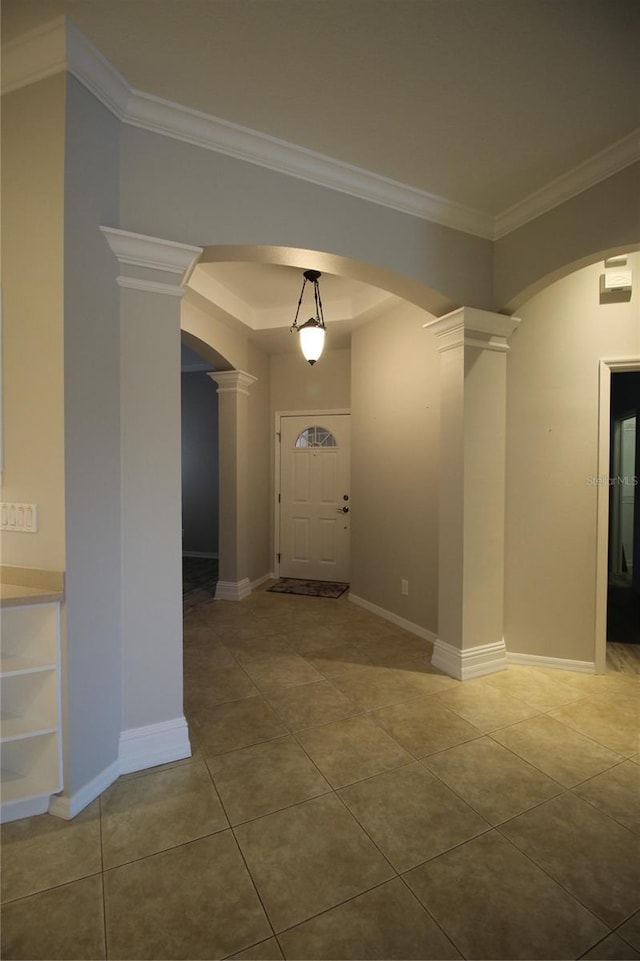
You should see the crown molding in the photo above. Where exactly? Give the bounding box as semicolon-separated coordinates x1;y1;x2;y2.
0;17;67;94
0;17;492;239
125;88;493;238
3;19;639;241
65;19;130;117
494;130;640;239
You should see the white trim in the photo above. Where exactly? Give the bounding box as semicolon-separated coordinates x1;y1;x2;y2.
494;131;640;239
0;17;68;95
118;716;191;775
66;19;131;118
348;593;438;643
251;572;275;591
208;371;258;395
506;652;595;674
48;758;120;820
182;551;219;559
100;226;202;276
431;638;508;681
424;307;520;354
215;578;252;601
125;89;493;239
277;409;352;418
29;718;193;820
0;794;51;824
5;20;637;239
116;277;184;297
595;358;640;674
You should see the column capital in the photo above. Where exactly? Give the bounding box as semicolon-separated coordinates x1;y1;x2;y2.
208;370;258;395
100;226;202;297
424;306;520;353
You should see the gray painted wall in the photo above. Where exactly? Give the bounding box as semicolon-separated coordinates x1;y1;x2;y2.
119;126;494;312
63;76;122;794
181;373;219;555
495;163;640;310
350;302;440;631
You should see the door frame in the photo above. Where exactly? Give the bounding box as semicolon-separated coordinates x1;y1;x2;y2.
594;358;640;673
274;408;351;579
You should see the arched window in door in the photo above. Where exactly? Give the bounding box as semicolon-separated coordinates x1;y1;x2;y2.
294;426;337;448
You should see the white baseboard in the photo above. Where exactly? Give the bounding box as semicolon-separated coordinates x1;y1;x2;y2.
1;794;52;824
348;593;438;643
215;578;252;601
506;652;596;674
252;572;275;591
48;758;120;821
432;638;508;680
182;551;219;559
44;717;192;822
119;716;192;775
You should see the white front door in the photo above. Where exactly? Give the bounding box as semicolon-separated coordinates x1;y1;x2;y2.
279;413;350;582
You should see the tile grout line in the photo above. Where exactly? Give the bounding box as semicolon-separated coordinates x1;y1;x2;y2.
191;589;640;952
395;870;470;960
491;819;620;934
98;795;109;960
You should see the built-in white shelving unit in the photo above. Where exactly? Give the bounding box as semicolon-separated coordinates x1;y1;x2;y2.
1;600;62;822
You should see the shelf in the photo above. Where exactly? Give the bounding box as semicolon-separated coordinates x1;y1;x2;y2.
0;655;56;677
0;766;60;805
1;712;58;742
1;598;62;822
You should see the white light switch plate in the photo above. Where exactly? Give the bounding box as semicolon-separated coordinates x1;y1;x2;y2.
1;502;38;532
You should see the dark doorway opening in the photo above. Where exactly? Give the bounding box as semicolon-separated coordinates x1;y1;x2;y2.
607;372;640;647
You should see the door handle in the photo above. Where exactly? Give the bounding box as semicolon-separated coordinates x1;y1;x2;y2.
337;506;349;513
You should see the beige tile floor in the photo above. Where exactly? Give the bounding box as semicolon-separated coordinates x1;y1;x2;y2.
2;586;640;960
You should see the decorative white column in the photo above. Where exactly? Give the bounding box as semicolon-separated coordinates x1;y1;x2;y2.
208;370;258;601
101;227;202;772
425;307;520;680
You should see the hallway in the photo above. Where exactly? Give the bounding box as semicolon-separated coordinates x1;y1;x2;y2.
1;586;639;960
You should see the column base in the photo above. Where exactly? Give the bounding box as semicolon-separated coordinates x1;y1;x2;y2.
432;638;507;681
119;716;191;775
215;578;252;601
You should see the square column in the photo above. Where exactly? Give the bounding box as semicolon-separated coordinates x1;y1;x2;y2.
208;370;258;600
101;227;202;771
425;307;520;679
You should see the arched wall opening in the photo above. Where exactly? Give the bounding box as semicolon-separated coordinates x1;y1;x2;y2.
197;244;457;317
179;243;446;631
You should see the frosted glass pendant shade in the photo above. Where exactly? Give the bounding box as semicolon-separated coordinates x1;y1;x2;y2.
299;319;326;365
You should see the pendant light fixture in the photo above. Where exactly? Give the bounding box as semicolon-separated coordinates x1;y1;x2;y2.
290;269;326;365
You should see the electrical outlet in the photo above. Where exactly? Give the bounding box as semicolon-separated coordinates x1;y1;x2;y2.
401;579;409;596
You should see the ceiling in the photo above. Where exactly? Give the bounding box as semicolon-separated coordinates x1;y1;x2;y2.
3;0;639;215
3;0;638;361
185;262;396;357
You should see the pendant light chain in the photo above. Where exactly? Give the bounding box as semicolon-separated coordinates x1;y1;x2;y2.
314;278;325;327
290;275;310;332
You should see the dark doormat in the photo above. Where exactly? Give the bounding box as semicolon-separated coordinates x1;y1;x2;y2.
267;578;349;599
